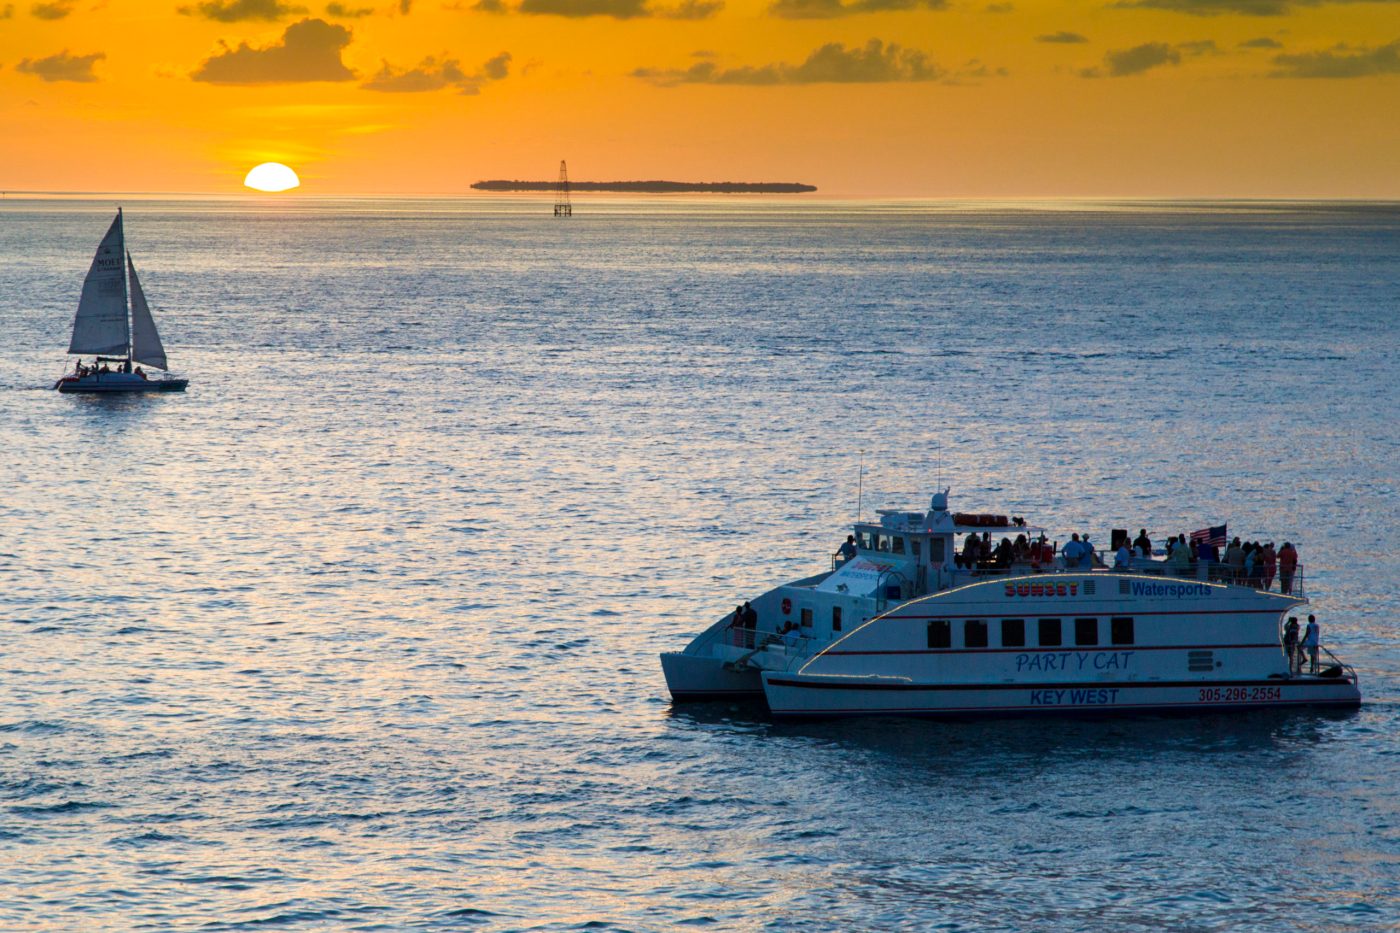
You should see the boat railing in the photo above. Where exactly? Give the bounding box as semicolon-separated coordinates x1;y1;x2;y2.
945;560;1306;597
723;624;816;654
1319;646;1357;682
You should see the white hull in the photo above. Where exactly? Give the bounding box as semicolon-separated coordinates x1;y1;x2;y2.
761;672;1361;718
660;652;763;700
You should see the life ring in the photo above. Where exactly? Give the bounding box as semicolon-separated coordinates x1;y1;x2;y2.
781;598;792;614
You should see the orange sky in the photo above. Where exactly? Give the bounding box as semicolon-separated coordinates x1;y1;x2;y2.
1;0;1397;197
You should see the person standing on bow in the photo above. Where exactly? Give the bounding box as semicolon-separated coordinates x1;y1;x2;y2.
1283;617;1300;675
1303;614;1321;674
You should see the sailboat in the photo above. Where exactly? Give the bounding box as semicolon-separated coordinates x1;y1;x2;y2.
54;209;189;393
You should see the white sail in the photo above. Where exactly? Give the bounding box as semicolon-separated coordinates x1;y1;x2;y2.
68;210;130;356
127;254;168;370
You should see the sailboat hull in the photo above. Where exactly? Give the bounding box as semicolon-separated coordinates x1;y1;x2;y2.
55;372;187;393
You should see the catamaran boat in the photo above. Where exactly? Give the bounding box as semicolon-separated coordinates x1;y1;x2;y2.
661;489;1361;718
54;209;189;394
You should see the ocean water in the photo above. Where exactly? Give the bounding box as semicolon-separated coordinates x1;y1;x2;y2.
1;197;1398;931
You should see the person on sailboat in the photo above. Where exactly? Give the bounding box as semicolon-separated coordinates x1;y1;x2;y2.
135;366;146;379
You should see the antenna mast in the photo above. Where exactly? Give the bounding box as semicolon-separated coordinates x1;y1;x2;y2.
856;450;865;524
553;160;572;217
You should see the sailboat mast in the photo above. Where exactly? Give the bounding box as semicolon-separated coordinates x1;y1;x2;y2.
119;208;132;363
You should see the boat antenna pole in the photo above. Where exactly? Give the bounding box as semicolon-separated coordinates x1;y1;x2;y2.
856;449;865;524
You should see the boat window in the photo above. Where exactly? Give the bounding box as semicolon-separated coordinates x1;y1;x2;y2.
911;539;921;559
858;531;874;550
1038;618;1062;647
1111;617;1134;645
892;536;905;555
832;606;842;632
800;608;813;628
876;535;890;553
927;620;951;649
1074;618;1098;646
929;537;945;562
965;620;988;649
1001;619;1025;647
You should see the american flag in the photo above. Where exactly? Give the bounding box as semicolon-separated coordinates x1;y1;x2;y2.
1190;524;1228;548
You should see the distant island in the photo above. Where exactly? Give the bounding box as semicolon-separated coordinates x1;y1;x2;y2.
472;180;817;194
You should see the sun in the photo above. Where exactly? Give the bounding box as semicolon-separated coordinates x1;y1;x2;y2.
244;162;300;193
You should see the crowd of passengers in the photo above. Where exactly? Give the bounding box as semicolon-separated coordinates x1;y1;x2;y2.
69;359;149;379
935;529;1300;593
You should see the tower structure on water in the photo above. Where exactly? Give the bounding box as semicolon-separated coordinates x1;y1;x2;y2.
553;160;572;217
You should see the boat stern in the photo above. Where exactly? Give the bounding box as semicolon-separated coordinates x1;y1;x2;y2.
661;651;764;702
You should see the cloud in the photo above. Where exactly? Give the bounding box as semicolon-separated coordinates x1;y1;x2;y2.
1111;0;1400;14
181;0;307;20
1238;36;1281;48
31;0;75;18
1176;38;1218;54
480;50;510;78
192;18;354;83
361;50;510;92
1037;30;1087;43
472;0;717;16
17;49;104;81
398;0;411;11
635;38;942;85
658;0;722;16
1272;39;1400;77
1097;41;1181;76
767;0;944;17
325;1;375;14
0;3;13;17
362;55;467;91
518;0;645;14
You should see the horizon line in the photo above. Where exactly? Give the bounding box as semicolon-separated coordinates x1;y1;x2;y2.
4;190;1400;205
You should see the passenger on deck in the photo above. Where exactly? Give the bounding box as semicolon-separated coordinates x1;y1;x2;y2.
1081;535;1098;568
1224;538;1244;582
1196;537;1214;568
838;535;857;562
732;605;744;628
135;366;147;379
1170;536;1193;575
1114;540;1131;571
1243;545;1258;588
1262;543;1277;591
743;603;757;629
1134;529;1152;557
993;537;1013;568
779;619;803;646
1278;542;1298;594
961;533;981;570
1062;533;1084;569
1283;617;1300;675
1303;615;1320;674
1012;534;1029;562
